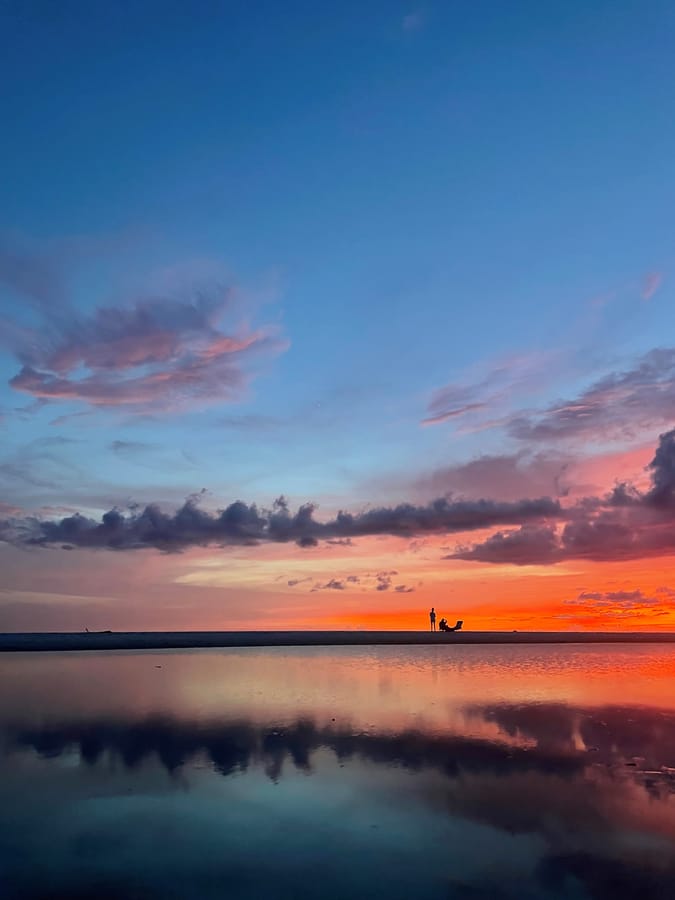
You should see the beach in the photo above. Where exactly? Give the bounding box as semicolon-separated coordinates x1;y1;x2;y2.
2;629;675;651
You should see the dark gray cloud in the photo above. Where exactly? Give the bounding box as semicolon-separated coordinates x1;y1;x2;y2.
449;428;675;565
300;571;415;593
0;493;562;553
311;578;346;591
451;525;561;565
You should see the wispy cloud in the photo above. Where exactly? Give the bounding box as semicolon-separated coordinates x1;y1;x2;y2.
641;271;664;301
507;348;675;444
421;352;556;429
8;292;285;412
1;240;287;415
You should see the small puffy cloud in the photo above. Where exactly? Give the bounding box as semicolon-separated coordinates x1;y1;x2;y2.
311;579;346;592
287;577;312;588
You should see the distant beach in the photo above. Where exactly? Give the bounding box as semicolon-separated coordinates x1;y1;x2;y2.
2;630;675;652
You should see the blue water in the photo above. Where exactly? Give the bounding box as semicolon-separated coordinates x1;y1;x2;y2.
1;644;675;899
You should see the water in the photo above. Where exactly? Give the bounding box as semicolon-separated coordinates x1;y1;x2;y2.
1;644;675;899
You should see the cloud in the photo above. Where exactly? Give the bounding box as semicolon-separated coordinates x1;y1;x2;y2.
110;440;156;455
448;428;675;565
421;402;487;426
11;428;675;566
0;493;561;553
311;578;346;591
508;348;675;444
641;271;663;301
424;345;675;454
2;250;287;414
297;571;415;593
413;451;573;502
421;353;554;429
451;525;561;565
557;589;673;622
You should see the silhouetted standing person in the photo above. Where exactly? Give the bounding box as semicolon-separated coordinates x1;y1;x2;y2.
429;607;436;632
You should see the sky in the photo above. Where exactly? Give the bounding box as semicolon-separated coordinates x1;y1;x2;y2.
3;0;675;631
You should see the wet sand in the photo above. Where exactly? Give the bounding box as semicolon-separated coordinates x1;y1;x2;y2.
2;630;675;651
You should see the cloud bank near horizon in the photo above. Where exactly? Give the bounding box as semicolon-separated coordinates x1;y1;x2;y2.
449;428;675;565
0;494;560;553
4;429;675;566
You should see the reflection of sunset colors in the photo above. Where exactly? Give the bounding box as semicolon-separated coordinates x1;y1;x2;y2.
6;645;675;729
3;646;675;900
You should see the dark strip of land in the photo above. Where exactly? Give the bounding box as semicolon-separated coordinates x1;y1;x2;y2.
2;631;675;652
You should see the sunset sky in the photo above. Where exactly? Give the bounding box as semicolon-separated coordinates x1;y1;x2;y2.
3;1;675;631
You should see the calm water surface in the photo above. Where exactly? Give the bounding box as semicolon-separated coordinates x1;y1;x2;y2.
2;644;675;899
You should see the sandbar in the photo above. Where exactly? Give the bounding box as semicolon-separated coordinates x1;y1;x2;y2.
2;630;675;652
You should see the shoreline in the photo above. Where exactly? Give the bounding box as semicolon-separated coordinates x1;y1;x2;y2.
2;630;675;652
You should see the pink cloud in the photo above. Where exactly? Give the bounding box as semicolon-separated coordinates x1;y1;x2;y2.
447;428;675;565
7;286;287;413
421;402;488;426
642;271;663;301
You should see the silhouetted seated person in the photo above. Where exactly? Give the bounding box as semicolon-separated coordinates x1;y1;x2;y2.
439;619;463;632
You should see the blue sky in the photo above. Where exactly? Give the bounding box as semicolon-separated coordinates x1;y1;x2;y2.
3;1;675;629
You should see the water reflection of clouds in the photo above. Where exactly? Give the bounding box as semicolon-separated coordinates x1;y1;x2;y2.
5;702;675;787
3;703;675;899
4;714;583;782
